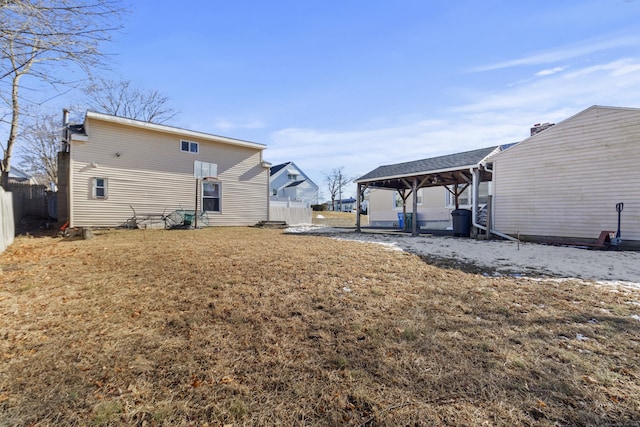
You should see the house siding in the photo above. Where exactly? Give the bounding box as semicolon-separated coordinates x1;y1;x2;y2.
69;117;268;227
492;106;640;245
282;181;316;206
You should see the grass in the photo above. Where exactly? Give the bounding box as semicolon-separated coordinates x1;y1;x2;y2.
312;211;367;227
0;227;639;426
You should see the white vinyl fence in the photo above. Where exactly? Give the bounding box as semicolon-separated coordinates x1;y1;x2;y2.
1;187;15;254
269;199;312;225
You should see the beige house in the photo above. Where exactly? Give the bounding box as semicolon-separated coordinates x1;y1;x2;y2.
491;105;640;248
58;111;270;228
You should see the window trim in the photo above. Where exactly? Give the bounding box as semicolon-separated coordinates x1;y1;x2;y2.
92;177;108;199
392;189;423;210
445;182;491;208
180;140;199;154
202;181;221;213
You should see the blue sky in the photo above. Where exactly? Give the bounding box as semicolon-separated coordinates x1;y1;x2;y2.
15;0;640;198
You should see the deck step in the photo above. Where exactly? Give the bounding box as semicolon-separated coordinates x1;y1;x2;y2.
254;220;288;229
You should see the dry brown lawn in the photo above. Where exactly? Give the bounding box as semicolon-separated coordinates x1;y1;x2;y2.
312;211;366;227
1;227;639;426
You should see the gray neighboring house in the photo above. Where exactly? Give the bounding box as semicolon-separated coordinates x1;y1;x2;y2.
269;162;318;207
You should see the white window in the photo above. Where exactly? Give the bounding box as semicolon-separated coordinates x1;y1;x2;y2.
180;140;199;154
202;181;221;212
445;182;490;208
393;189;422;209
92;177;107;199
287;173;298;180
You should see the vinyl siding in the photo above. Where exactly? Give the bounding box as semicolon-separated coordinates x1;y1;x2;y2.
70;117;268;227
492;106;640;243
368;187;450;227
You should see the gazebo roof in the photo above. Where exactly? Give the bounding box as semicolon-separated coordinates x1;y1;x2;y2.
355;146;506;190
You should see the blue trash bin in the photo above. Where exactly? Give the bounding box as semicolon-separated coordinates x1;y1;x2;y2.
397;212;404;229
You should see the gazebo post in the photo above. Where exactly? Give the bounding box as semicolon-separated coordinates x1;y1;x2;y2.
356;183;362;232
412;178;419;236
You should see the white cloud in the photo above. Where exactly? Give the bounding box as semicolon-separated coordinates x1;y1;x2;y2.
473;36;640;72
211;117;266;131
266;56;640;195
456;58;640;114
266;116;530;190
536;66;566;77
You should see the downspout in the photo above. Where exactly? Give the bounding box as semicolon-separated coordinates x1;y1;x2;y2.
470;166;517;242
356;182;361;232
63;110;74;228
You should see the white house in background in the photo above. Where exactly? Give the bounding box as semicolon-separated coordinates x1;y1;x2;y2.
8;166;38;185
269;161;318;207
491;105;640;248
58;111;271;228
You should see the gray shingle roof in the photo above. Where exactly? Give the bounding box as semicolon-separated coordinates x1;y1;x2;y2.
285;180;306;188
356;146;499;182
270;162;291;176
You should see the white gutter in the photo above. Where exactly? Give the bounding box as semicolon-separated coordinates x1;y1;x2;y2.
470;166;518;242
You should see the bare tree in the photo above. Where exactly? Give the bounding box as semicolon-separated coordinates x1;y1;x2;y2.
0;0;125;189
17;111;61;185
324;167;351;212
84;78;178;123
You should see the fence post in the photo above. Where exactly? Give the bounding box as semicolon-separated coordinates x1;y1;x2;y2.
0;187;16;254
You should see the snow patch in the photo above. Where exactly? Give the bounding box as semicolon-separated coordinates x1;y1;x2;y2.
285;226;640;286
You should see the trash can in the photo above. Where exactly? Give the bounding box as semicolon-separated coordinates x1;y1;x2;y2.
451;209;472;237
397;212;404;229
405;212;413;231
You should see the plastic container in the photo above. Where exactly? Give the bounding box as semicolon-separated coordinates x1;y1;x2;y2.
405;212;413;231
451;209;472;237
397;212;414;231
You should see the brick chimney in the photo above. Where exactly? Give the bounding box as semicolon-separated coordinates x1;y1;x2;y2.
530;122;554;136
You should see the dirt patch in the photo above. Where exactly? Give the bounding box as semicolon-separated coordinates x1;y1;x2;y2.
1;227;639;426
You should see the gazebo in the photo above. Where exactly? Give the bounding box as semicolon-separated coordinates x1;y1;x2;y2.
354;146;507;236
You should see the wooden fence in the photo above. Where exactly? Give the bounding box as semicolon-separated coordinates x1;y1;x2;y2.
0;182;56;253
7;182;52;222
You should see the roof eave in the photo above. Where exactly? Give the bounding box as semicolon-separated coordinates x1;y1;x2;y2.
85;111;266;150
355;163;483;183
